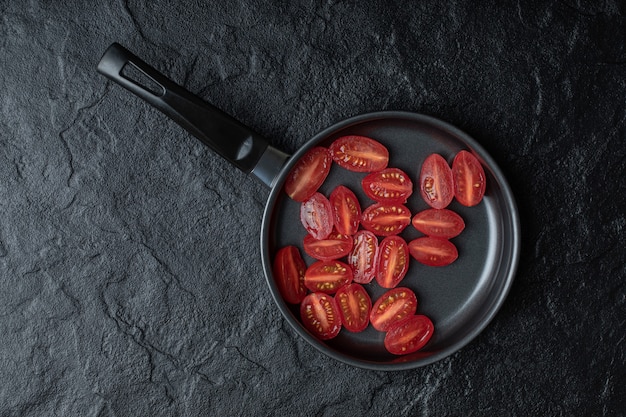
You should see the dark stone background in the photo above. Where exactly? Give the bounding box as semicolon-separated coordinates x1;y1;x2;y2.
1;0;624;415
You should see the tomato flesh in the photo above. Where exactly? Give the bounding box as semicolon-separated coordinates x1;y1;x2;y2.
329;185;361;236
273;246;307;304
452;150;486;207
384;315;434;355
369;287;418;331
375;236;410;289
335;283;372;333
408;237;458;266
284;147;331;202
419;153;454;209
411;208;465;238
361;203;411;236
348;230;379;284
300;193;334;240
303;231;353;260
362;168;413;203
300;292;342;340
329;135;389;172
304;260;353;294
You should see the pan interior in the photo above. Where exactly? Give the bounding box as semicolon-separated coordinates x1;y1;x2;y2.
262;112;519;370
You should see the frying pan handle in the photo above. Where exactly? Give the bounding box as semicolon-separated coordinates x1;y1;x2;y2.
96;43;288;187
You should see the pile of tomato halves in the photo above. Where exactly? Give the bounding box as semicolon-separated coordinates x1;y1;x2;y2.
273;135;486;355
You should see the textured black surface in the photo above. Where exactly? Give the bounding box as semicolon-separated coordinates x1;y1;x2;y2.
1;1;625;416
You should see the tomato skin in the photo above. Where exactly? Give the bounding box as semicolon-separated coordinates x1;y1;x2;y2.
452;150;486;207
408;237;459;266
300;292;342;340
384;315;434;355
273;246;307;304
335;283;372;333
303;231;353;260
362;168;413;203
375;236;410;289
329;185;361;236
369;287;418;331
284;147;332;202
348;230;379;284
329;135;389;172
419;153;454;209
411;208;465;238
361;203;411;236
300;193;334;240
304;260;353;294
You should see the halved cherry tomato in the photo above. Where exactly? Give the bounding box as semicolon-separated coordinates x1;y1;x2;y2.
329;135;389;172
300;193;333;240
303;230;353;260
284;147;332;202
369;287;418;331
375;236;409;288
362;168;413;203
408;237;458;266
273;246;307;304
419;153;454;209
304;260;353;294
411;208;465;238
329;185;361;236
361;203;411;236
452;150;486;207
335;283;372;333
348;230;379;284
300;292;342;340
384;315;434;355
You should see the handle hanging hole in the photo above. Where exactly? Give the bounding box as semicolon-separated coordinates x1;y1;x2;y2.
121;63;164;97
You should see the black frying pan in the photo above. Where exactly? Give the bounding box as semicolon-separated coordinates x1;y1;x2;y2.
97;43;520;370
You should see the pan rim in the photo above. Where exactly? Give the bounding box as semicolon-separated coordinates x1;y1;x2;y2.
260;110;520;371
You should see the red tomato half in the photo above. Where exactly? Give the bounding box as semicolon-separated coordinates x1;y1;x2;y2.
375;236;410;289
303;231;353;260
284;147;331;202
300;193;333;240
304;260;353;294
348;230;379;284
330;185;361;236
369;287;418;331
452;150;486;207
273;246;307;304
361;203;411;236
411;208;465;238
335;283;372;333
300;292;342;340
384;315;434;355
408;237;459;266
362;168;413;203
329;135;389;172
419;153;454;209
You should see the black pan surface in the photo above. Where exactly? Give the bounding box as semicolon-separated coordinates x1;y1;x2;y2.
262;111;520;370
